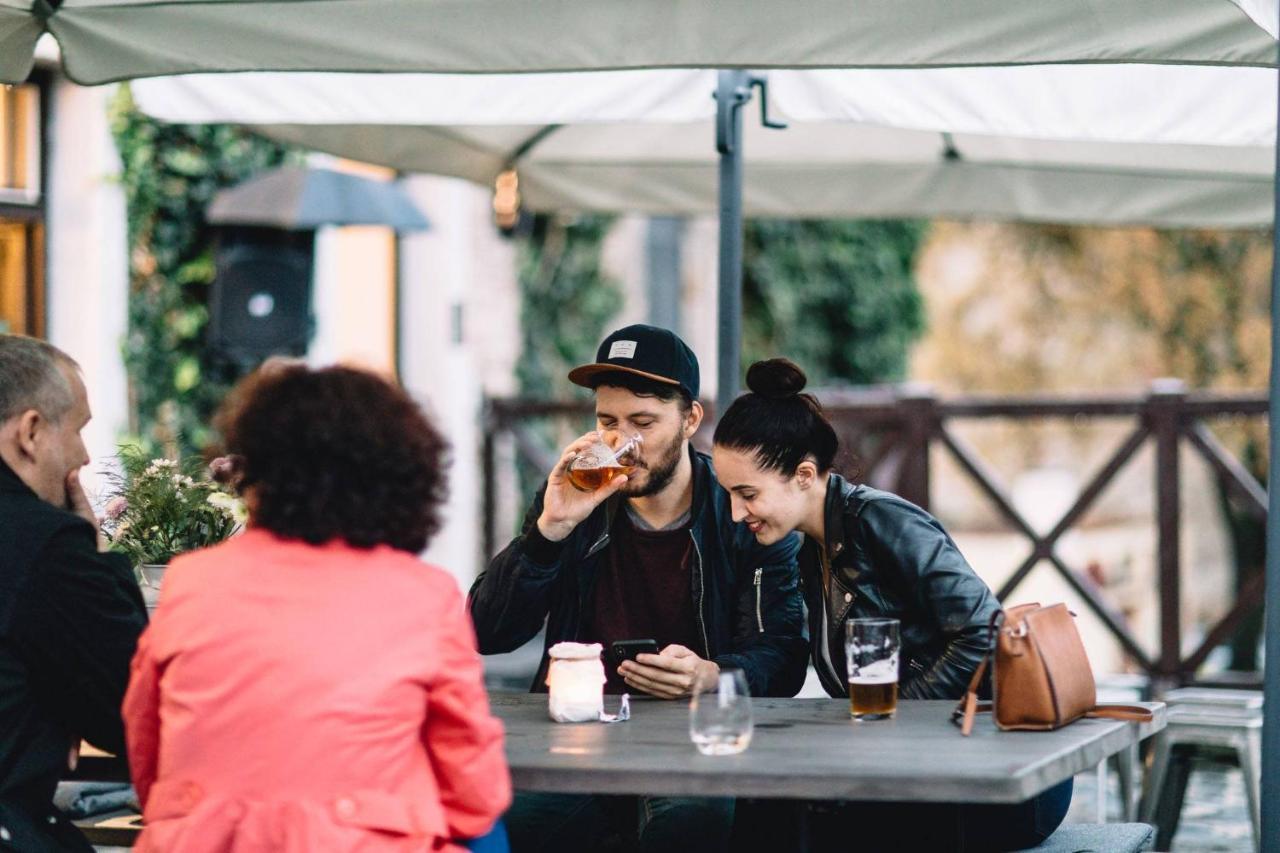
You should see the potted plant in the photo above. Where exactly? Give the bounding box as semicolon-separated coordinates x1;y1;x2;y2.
100;446;246;609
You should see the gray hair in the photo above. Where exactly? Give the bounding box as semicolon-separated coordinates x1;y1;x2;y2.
0;335;79;424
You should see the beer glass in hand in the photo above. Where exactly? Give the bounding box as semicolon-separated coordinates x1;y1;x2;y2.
567;431;642;492
846;618;899;720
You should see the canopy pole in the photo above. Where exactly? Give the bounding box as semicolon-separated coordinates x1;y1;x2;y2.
1263;42;1280;853
715;70;752;416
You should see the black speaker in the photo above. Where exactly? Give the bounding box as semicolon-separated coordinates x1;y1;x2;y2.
209;228;315;365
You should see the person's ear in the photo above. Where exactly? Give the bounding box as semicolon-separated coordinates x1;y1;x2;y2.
13;410;42;460
684;400;704;438
795;459;819;490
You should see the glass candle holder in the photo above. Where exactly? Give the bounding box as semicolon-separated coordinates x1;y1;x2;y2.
546;642;606;723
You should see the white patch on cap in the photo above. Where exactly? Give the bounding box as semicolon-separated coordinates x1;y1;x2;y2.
608;340;638;359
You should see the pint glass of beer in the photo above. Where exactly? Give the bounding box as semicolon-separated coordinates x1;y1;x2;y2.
845;617;900;720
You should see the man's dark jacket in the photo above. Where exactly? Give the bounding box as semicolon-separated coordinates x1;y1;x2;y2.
469;447;808;698
805;474;999;701
0;459;147;852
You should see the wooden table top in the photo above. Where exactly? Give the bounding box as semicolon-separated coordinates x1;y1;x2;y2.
492;693;1166;803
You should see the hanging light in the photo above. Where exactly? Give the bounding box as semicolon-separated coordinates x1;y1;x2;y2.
493;168;521;232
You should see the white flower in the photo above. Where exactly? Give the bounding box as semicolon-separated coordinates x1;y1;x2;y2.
143;459;178;478
207;492;248;525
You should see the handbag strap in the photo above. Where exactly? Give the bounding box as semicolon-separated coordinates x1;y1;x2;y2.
953;699;1151;734
1084;705;1154;722
951;608;1003;736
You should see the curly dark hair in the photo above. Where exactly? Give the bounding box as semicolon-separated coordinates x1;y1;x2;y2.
215;364;449;553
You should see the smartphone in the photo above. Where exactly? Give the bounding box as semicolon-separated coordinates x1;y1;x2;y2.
608;639;660;669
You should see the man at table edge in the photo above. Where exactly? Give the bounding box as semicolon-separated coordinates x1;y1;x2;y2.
0;334;147;852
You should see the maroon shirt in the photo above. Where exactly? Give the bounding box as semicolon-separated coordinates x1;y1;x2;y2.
586;507;700;693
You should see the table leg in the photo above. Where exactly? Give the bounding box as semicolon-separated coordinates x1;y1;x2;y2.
1116;741;1139;822
1095;760;1108;823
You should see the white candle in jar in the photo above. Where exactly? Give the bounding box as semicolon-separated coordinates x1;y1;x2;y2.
546;642;605;723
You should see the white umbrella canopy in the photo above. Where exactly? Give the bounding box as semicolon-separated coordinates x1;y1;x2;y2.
3;0;1278;85
134;66;1277;228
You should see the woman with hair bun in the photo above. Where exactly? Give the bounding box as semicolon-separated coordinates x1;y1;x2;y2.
713;358;1071;852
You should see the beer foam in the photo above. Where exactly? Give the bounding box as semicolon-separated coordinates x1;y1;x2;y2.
848;657;897;684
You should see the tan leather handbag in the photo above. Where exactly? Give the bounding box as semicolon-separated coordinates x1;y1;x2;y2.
954;602;1152;735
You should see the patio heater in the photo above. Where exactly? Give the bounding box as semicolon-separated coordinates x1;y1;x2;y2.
204;165;429;367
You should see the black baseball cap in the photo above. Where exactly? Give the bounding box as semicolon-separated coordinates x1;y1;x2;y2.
568;324;700;401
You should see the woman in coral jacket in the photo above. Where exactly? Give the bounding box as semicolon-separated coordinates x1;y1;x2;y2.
123;363;511;852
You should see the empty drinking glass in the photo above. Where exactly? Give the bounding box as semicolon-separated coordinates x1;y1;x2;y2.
689;668;753;756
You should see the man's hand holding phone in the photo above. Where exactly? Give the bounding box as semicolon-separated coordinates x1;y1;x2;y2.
617;643;720;699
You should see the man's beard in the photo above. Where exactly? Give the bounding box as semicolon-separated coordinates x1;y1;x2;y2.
623;434;684;498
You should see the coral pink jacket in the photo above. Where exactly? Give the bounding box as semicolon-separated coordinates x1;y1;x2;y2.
123;529;511;852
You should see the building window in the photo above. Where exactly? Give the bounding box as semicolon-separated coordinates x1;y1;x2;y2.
0;81;43;337
0;221;43;337
0;84;40;203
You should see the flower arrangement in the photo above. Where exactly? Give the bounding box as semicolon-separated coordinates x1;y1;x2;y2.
101;445;246;566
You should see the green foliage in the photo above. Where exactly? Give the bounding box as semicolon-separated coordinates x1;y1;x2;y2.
511;213;622;500
515;213;623;398
109;85;293;455
100;446;244;565
742;219;927;385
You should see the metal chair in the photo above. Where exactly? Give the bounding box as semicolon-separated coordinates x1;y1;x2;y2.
1093;674;1152;822
1140;702;1262;851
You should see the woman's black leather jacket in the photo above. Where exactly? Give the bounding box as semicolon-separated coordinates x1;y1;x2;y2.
803;474;999;700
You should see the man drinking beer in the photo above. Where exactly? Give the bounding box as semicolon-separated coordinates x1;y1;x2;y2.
469;325;807;853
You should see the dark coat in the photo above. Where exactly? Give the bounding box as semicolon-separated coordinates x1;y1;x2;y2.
804;474;999;701
469;447;809;698
0;459;147;852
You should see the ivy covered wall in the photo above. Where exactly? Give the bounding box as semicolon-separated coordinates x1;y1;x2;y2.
109;85;293;455
743;219;927;385
515;213;623;399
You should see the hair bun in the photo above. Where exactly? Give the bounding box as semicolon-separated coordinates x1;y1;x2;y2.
745;358;807;400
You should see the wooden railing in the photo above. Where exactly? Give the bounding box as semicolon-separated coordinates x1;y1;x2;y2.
482;381;1268;688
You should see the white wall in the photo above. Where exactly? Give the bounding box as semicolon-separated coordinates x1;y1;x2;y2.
397;174;519;589
600;215;649;329
44;79;128;500
679;216;721;404
309;224;397;374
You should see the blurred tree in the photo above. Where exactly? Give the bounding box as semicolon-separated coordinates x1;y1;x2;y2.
109;85;293;455
916;223;1271;672
1067;227;1270;672
742;219;928;385
512;213;623;499
515;213;623;399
